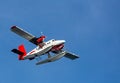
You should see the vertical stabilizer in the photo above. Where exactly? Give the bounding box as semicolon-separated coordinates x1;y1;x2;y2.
18;44;27;60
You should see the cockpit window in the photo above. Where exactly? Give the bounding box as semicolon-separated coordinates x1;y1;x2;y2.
52;39;55;41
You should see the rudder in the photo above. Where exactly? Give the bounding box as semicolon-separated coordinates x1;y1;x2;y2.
18;44;27;60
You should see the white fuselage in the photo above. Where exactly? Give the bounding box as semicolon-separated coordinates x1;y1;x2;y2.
24;39;65;59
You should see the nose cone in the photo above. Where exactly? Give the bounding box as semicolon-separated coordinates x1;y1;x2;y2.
61;40;66;43
58;40;66;45
54;40;66;46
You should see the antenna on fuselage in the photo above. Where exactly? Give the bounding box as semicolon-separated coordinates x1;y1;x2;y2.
41;32;44;36
41;32;47;39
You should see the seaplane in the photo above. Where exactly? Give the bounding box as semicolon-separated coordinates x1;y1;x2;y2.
10;26;79;65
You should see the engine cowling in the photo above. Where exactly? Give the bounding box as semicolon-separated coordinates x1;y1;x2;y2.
36;36;46;44
51;44;64;52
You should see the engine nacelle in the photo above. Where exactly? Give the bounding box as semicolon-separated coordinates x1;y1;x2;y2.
36;36;46;44
51;44;64;52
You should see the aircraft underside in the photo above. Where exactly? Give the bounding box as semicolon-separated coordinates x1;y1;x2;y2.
11;26;79;65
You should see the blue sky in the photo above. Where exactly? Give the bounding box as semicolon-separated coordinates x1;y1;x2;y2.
0;0;120;83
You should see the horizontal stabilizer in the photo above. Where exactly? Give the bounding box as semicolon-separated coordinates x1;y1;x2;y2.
11;44;27;60
11;49;24;55
64;52;79;60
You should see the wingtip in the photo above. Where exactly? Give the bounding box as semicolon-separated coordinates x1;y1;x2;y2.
11;26;17;29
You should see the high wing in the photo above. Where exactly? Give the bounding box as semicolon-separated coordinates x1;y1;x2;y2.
11;26;38;45
64;51;79;60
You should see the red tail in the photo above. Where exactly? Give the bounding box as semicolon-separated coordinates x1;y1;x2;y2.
18;44;27;60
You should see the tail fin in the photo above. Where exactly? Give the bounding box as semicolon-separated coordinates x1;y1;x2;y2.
11;44;27;60
18;44;27;60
